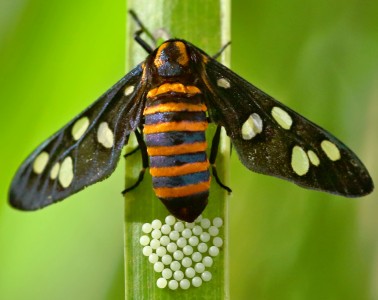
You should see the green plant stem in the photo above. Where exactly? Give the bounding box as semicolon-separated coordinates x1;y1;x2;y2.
124;1;230;298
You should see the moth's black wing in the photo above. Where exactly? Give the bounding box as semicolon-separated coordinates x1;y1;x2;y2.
200;53;373;197
9;64;147;210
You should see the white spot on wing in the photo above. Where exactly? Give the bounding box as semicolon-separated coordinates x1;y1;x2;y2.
291;145;309;176
271;106;293;130
71;117;90;141
307;150;320;166
321;140;340;161
241;113;263;140
33;152;49;174
216;78;230;89
59;157;74;188
97;122;114;148
50;162;60;180
124;85;135;96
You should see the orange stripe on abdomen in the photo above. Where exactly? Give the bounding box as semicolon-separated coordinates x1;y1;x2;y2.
144;103;206;115
147;82;200;98
153;180;211;198
143;121;208;134
147;142;207;156
150;161;210;177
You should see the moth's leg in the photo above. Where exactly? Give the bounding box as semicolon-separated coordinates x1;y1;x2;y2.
124;146;140;158
123;126;144;158
209;125;232;193
122;129;149;194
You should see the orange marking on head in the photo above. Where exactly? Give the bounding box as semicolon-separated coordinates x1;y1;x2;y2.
150;161;210;177
154;43;169;68
144;103;207;115
175;41;189;66
147;83;201;98
143;121;208;134
154;180;211;198
147;142;208;156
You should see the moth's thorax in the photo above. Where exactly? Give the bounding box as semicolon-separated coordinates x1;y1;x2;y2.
153;40;192;78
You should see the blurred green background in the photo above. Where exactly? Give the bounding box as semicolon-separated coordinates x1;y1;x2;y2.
0;0;377;299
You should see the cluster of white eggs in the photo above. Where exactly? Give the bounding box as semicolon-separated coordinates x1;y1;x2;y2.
139;215;224;290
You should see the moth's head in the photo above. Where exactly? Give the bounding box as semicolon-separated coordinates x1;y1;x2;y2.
153;40;191;78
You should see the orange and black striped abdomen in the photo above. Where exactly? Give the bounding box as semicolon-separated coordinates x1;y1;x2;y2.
143;83;210;222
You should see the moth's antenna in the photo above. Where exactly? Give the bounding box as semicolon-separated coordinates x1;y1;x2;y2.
213;41;231;60
129;10;155;53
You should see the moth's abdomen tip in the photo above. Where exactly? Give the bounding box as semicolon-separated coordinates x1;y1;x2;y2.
168;207;206;223
160;192;209;223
